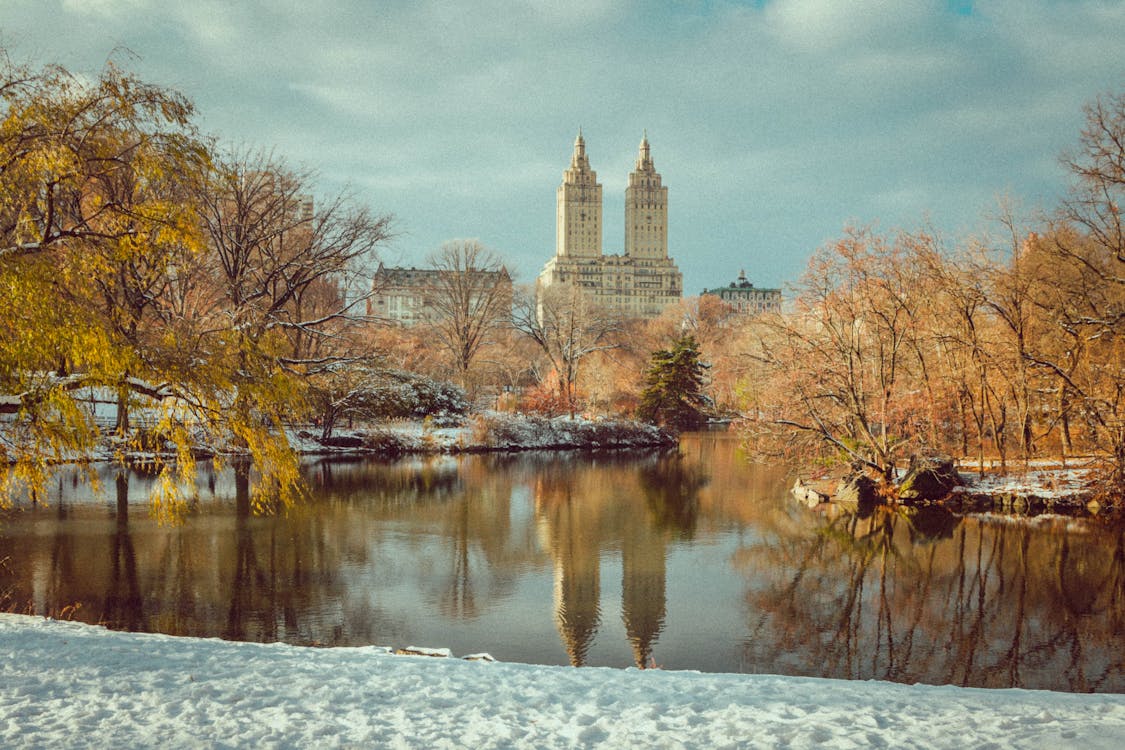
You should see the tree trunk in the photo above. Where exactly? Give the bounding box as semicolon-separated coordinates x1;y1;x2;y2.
1058;381;1073;457
558;376;573;419
958;391;970;459
115;385;130;435
319;409;336;442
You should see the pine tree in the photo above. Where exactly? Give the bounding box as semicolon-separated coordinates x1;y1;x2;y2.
636;335;710;429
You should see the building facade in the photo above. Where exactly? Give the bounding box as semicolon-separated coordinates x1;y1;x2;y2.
538;132;683;318
701;270;781;314
368;263;512;325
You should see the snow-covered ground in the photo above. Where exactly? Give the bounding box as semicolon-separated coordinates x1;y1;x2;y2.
954;461;1095;500
3;615;1123;749
2;413;675;468
289;413;676;455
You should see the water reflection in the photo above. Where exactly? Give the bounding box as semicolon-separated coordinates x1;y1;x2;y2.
638;452;706;538
621;501;667;668
1;435;1124;691
103;471;142;631
739;505;1125;691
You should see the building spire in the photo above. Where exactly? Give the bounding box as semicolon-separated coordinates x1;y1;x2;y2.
636;130;652;170
571;128;588;169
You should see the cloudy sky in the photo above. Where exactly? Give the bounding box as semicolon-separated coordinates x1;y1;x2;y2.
4;0;1124;294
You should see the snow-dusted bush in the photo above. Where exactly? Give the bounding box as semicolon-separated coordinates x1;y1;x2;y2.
469;413;675;450
362;371;466;423
360;429;411;456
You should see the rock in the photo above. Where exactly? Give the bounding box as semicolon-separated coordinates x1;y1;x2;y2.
395;646;452;658
835;472;882;517
462;653;496;662
792;478;832;507
898;456;964;502
835;472;880;506
319;435;364;448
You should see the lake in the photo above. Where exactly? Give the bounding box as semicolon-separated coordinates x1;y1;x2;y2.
1;432;1122;692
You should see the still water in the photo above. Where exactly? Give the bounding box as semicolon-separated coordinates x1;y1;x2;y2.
2;433;1123;692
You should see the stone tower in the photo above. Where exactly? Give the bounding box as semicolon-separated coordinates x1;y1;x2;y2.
624;131;668;261
556;130;602;259
538;131;682;319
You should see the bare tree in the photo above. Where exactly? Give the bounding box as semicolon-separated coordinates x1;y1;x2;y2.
514;282;622;418
1061;91;1125;273
740;227;932;480
423;239;513;388
194;152;390;363
1025;227;1125;491
188;150;393;508
1028;91;1125;491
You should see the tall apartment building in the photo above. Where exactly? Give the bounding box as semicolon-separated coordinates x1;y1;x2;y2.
537;132;683;318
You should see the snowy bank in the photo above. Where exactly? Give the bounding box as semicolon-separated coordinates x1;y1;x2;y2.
795;458;1116;516
289;413;678;457
2;615;1124;749
2;413;676;470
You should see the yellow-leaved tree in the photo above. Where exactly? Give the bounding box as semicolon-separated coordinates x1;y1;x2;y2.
1;51;393;516
0;52;207;503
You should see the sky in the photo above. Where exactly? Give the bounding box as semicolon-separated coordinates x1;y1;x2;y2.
3;0;1125;295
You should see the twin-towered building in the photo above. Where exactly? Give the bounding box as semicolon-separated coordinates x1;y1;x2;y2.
537;132;684;318
371;131;776;324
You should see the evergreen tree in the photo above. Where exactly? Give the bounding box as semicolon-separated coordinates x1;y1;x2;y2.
636;335;710;429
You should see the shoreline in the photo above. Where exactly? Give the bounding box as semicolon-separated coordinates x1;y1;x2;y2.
795;456;1120;518
8;414;1120;516
2;412;679;468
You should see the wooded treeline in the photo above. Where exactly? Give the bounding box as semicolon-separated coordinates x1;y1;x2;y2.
736;90;1125;496
3;48;1123;505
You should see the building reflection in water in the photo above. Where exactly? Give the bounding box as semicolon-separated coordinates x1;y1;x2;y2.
537;468;602;667
536;451;706;667
620;508;666;668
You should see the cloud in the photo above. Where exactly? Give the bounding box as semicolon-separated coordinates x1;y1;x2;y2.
763;0;948;51
61;0;151;17
4;0;1124;290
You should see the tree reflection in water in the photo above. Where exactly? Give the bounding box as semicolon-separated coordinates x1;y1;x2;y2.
637;452;707;539
739;504;1125;691
224;462;258;642
0;461;410;647
101;471;143;632
2;436;1124;690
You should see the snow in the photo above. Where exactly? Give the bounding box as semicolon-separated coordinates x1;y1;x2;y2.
286;413;676;456
955;465;1094;500
3;615;1124;749
2;413;673;471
